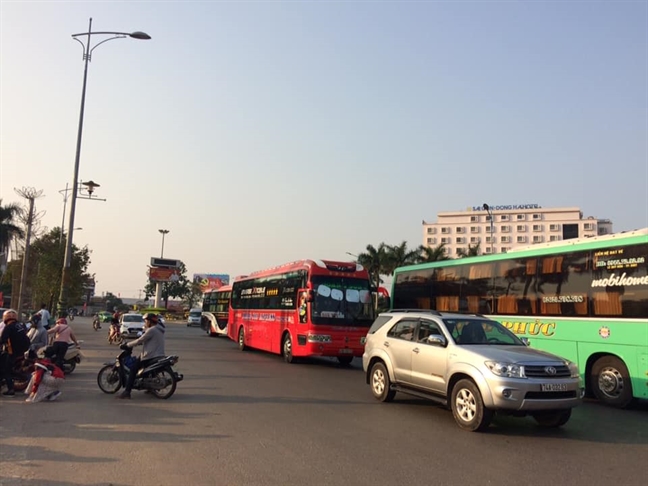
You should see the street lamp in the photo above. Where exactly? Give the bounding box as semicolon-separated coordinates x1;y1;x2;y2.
57;18;151;316
346;252;358;260
159;229;170;257
483;203;495;313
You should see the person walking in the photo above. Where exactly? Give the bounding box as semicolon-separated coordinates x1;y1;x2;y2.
36;303;51;328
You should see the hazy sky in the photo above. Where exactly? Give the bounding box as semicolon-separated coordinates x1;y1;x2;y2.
1;1;646;298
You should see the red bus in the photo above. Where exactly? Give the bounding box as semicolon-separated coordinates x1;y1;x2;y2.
228;259;374;365
201;285;232;337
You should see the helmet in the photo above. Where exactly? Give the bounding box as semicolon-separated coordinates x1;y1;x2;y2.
142;313;158;323
2;309;18;322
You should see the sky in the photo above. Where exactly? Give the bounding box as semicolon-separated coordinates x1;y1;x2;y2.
1;1;647;299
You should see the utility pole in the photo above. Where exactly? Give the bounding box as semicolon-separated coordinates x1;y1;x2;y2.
15;187;44;315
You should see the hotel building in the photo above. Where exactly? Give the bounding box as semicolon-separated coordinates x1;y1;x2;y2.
422;205;613;257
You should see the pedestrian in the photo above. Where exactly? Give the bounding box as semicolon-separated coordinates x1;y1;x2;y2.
37;303;51;328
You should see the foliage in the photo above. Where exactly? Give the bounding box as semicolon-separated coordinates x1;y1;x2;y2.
417;243;452;263
0;198;24;260
104;292;127;312
182;281;204;309
23;227;92;309
457;242;481;258
356;244;388;290
143;261;192;308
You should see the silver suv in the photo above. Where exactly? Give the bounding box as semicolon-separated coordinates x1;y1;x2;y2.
362;310;583;432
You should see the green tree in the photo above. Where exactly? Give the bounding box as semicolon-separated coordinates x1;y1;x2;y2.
182;281;203;309
417;243;452;263
27;227;92;310
457;242;481;258
104;292;126;312
356;244;389;291
144;262;191;308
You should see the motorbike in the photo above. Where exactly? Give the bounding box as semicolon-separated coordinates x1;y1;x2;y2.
97;347;183;399
0;352;32;392
39;342;83;375
93;316;101;331
108;324;124;345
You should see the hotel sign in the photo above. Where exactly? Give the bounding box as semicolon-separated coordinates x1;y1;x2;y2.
471;204;541;211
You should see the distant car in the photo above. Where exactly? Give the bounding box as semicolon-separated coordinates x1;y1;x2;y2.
363;310;583;432
119;313;145;338
98;311;113;323
186;308;202;327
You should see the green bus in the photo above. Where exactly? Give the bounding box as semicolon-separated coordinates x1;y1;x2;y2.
392;228;648;408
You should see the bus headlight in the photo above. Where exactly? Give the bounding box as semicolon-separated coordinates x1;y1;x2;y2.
485;361;524;378
307;334;332;344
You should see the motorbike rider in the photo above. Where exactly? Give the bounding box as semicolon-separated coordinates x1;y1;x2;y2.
27;313;48;355
0;309;31;397
109;308;121;341
116;312;166;399
45;313;80;369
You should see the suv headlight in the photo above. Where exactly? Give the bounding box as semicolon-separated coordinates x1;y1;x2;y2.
566;361;579;378
485;361;524;378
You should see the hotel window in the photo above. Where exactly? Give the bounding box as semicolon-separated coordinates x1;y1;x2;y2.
517;225;526;232
532;214;541;220
533;224;543;232
598;227;608;235
441;227;450;234
533;235;543;243
426;227;436;234
470;215;479;223
470;226;480;233
441;237;449;244
584;223;596;231
456;227;465;233
485;247;492;254
501;225;511;232
500;215;510;221
549;224;560;231
486;236;496;244
456;237;465;244
486;226;494;233
485;215;492;221
427;237;436;244
501;247;510;253
517;236;527;243
549;235;560;241
501;236;511;243
470;237;480;244
516;214;526;221
456;248;465;255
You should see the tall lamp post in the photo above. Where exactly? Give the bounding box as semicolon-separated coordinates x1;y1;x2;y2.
57;18;151;315
159;229;170;257
483;203;495;312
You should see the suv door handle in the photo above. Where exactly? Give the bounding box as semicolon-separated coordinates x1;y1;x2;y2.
384;342;389;347
413;347;420;354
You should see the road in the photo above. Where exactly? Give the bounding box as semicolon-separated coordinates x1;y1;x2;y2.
1;317;646;486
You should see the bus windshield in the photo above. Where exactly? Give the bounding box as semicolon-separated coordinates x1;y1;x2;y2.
310;276;374;326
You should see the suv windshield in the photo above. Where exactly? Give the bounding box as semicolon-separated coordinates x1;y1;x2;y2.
311;276;374;326
443;318;523;345
189;311;201;317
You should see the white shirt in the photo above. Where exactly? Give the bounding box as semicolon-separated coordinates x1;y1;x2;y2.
38;309;51;324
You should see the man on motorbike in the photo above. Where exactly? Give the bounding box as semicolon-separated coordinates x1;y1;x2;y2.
116;312;166;399
0;309;31;397
109;308;121;342
27;313;48;355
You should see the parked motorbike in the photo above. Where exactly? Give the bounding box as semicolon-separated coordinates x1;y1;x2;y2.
0;353;32;392
39;342;83;375
97;347;183;399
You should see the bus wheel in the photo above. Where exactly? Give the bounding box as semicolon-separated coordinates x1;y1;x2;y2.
282;334;294;363
590;356;634;408
238;327;247;351
338;356;353;366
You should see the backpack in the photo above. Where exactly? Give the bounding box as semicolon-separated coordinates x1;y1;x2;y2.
11;322;31;355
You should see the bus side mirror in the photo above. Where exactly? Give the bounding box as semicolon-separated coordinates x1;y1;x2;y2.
299;289;314;302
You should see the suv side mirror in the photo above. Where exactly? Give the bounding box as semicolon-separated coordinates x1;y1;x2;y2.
520;337;530;346
426;334;447;347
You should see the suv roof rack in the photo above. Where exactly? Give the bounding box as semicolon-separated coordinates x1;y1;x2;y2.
387;309;442;316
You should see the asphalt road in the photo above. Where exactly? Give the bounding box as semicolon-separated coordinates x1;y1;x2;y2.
1;317;646;486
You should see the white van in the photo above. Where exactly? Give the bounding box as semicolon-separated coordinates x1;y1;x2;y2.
187;308;202;327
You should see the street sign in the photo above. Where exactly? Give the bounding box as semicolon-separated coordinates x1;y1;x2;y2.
150;257;180;269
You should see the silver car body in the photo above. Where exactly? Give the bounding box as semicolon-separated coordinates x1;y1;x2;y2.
120;313;145;338
363;311;583;413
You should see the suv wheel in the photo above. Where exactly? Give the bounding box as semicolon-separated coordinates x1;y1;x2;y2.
532;409;571;428
451;379;493;432
370;362;396;402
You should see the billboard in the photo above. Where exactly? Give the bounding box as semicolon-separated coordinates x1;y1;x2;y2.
150;267;181;282
193;273;230;292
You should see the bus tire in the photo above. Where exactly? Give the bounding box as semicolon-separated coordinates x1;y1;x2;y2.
338;356;353;366
282;334;294;363
590;356;634;408
238;327;247;351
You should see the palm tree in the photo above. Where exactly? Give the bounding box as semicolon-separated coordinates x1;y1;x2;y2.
457;242;481;258
416;243;451;263
0;199;24;259
384;241;420;275
356;243;389;291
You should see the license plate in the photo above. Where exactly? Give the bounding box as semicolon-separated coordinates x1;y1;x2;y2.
541;383;567;392
339;348;353;354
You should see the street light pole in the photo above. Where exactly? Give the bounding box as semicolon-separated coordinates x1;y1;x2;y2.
159;229;170;257
483;203;495;313
57;18;151;316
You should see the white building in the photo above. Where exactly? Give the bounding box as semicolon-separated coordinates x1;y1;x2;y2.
422;205;613;257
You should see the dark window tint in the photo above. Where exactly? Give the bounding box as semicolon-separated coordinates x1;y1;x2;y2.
386;319;417;341
368;315;394;334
